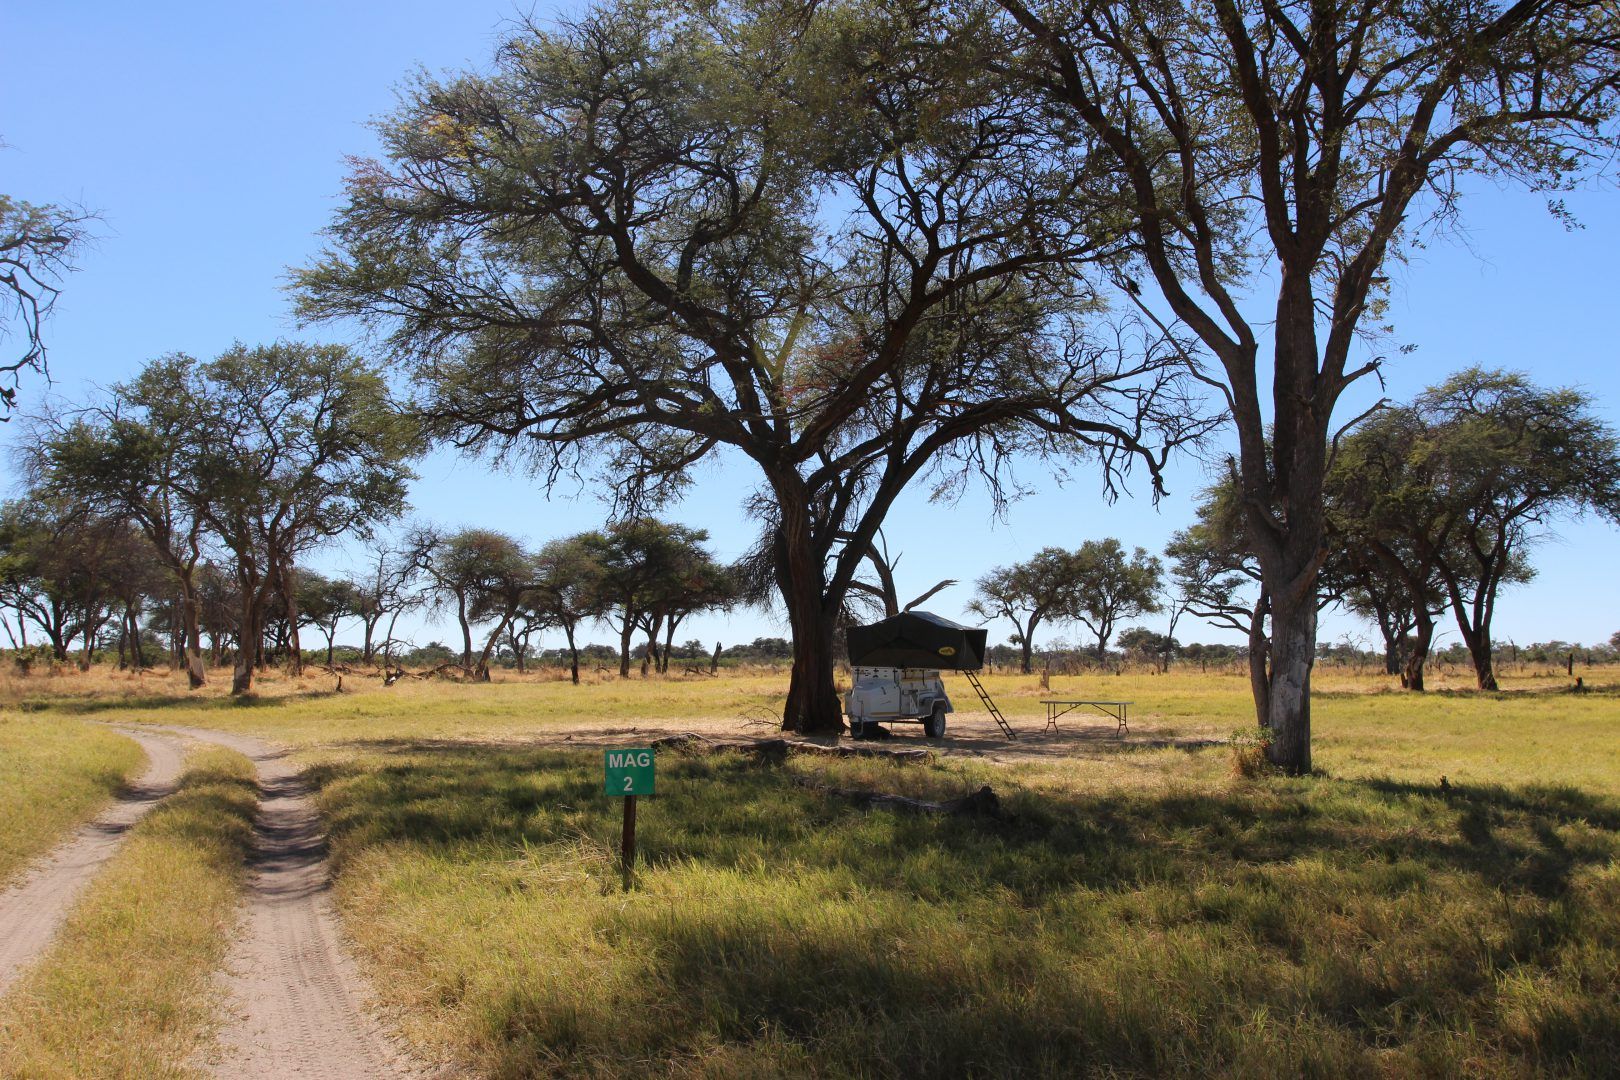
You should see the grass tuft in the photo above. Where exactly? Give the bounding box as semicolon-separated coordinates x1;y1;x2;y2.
0;715;146;885
0;747;258;1078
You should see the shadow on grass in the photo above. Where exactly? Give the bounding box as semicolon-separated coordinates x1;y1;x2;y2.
311;743;1620;899
18;689;342;715
309;743;1620;1077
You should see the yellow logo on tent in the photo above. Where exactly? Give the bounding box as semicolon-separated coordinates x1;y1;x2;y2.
938;646;956;657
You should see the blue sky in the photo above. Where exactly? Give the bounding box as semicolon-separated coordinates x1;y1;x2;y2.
2;2;1617;657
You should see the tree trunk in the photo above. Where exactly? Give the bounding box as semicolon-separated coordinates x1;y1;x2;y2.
1382;635;1401;678
641;612;662;677
1404;610;1434;693
710;641;721;676
661;615;681;675
382;609;402;667
564;622;580;684
79;589;105;671
776;521;843;735
1264;587;1315;774
475;614;512;679
457;593;473;671
1460;623;1498;691
1247;591;1270;731
283;564;303;676
126;605;142;667
233;594;259;695
617;615;634;678
1018;622;1035;675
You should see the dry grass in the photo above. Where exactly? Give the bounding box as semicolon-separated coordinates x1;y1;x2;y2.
0;714;145;886
6;662;1620;1076
310;742;1620;1077
0;746;258;1079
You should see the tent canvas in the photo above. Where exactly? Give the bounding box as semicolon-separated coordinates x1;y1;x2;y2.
845;610;988;671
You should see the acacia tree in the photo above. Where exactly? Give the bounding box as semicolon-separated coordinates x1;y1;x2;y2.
466;543;540;679
529;534;605;685
0;497;109;660
1334;369;1620;690
297;2;1206;733
296;571;362;666
35;367;222;686
967;547;1084;673
582;519;714;678
409;526;528;674
350;544;420;664
648;551;735;675
996;0;1620;770
1069;538;1161;660
128;346;415;693
1326;405;1458;691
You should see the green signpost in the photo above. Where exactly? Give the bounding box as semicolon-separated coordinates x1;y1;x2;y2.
603;748;656;796
605;748;655;889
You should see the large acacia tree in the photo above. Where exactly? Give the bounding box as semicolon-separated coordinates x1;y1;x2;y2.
298;1;1206;732
1070;538;1161;660
1329;369;1619;690
995;0;1620;770
106;346;417;693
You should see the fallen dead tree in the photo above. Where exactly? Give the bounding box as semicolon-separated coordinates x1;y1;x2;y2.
649;732;932;764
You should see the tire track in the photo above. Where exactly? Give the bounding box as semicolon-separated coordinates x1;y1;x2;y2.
0;727;189;996
146;724;432;1079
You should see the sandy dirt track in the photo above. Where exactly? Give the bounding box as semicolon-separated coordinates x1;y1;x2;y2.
0;727;189;996
148;724;433;1079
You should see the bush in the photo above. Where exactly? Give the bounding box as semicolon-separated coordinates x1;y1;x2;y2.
1229;727;1274;778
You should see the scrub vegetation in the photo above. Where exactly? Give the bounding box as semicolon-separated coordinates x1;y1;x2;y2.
0;746;258;1078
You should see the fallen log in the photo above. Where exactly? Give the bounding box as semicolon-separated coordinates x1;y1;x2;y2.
648;732;932;764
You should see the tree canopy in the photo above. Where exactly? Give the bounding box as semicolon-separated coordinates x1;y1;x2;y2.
297;0;1210;732
1328;368;1620;690
994;0;1620;769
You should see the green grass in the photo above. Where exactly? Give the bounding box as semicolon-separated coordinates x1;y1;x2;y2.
0;747;259;1079
0;714;146;885
6;664;1619;1076
310;743;1620;1077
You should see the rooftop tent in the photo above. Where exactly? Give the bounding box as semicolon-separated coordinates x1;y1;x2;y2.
845;610;988;671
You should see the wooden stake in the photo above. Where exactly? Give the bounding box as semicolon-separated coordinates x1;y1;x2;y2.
621;793;637;890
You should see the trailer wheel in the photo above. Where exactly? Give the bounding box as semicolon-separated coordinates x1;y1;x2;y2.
923;702;947;740
848;719;867;740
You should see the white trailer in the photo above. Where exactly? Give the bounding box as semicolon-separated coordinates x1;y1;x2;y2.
844;666;952;739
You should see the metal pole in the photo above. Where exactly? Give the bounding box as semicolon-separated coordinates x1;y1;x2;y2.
621;793;637;890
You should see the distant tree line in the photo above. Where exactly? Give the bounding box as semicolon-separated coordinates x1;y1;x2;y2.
973;370;1620;705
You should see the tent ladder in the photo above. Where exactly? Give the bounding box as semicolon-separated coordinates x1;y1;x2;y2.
964;670;1015;740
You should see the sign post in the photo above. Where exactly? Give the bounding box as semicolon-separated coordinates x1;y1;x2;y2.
604;748;655;890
